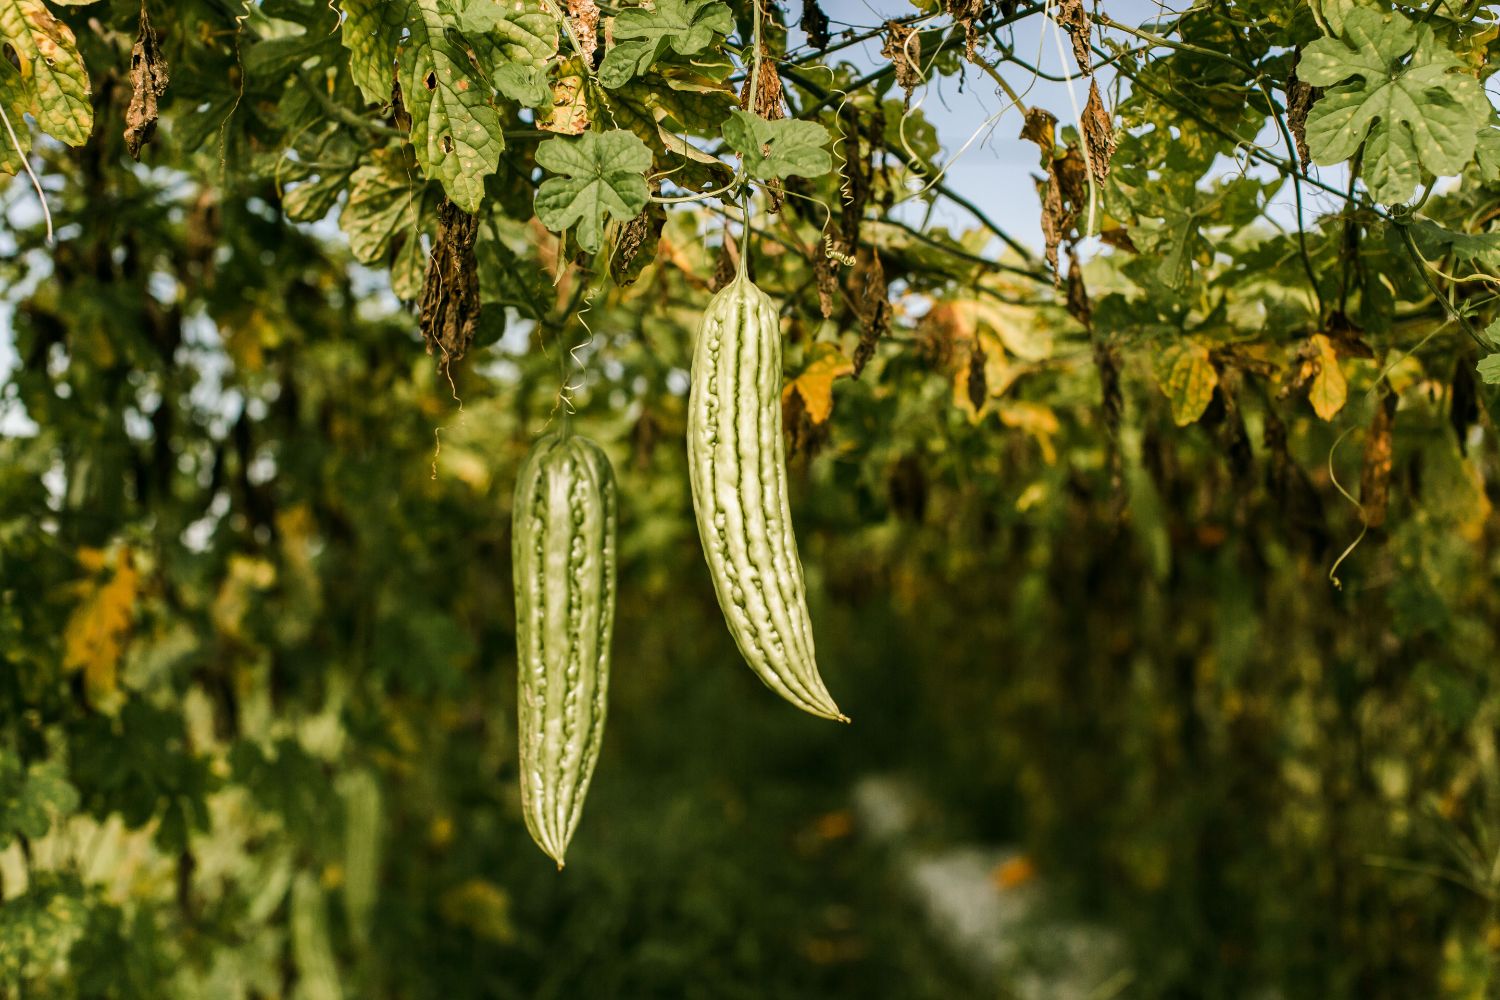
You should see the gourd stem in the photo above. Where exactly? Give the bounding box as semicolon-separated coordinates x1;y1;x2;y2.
738;191;752;281
735;0;763;284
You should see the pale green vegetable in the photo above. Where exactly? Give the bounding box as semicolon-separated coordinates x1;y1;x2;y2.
686;273;845;722
513;430;617;866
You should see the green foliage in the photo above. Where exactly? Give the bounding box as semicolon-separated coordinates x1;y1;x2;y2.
1301;5;1490;203
534;130;653;252
597;0;734;89
721;110;834;179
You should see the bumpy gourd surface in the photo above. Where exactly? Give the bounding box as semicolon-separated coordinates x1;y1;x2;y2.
513;432;617;866
687;274;845;722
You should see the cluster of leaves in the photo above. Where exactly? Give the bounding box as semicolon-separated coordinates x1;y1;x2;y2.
1;0;1500;996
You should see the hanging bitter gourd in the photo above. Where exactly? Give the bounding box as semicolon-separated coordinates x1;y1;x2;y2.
687;272;846;722
513;429;617;866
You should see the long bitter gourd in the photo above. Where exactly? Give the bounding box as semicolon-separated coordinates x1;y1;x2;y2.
687;273;845;722
513;430;617;866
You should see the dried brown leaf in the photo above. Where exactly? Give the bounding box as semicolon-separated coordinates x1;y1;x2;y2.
850;247;891;376
739;54;785;120
945;0;986;60
966;340;988;412
125;1;168;160
419;200;481;364
1020;107;1057;152
802;0;831;51
1081;79;1115;182
882;21;922;104
610;193;666;286
1055;0;1091;73
1286;50;1322;169
567;0;600;67
814;247;841;319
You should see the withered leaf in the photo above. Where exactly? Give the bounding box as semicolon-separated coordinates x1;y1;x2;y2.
1020;107;1057;153
567;0;601;68
1081;79;1115;182
1359;391;1396;528
419;200;481;364
802;0;831;51
1055;0;1091;74
1286;50;1321;169
882;21;922;104
538;68;588;135
966;340;987;412
839;109;869;246
850;247;891;377
1037;146;1086;283
610;193;666;286
814;246;841;319
740;54;785;120
945;0;986;61
125;2;169;160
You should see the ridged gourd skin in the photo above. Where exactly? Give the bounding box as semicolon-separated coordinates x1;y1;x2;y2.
687;274;846;722
513;431;617;867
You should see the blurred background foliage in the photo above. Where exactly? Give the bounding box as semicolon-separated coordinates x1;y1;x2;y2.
3;0;1500;997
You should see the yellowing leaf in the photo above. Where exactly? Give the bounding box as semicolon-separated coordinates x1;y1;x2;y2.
945;298;1053;361
537;68;589;135
951;332;1020;421
782;343;854;425
0;0;94;149
1153;340;1219;426
63;548;140;714
1302;333;1347;421
998;401;1060;464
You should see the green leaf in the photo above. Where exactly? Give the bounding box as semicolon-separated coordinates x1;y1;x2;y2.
1407;219;1500;268
1482;318;1500;349
339;0;400;104
458;0;558;73
495;63;551;109
1477;126;1500;184
721;110;833;180
1478;354;1500;385
598;39;658;90
533;129;653;253
398;0;506;212
1300;7;1488;204
341;149;421;265
0;0;93;146
598;0;733;89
